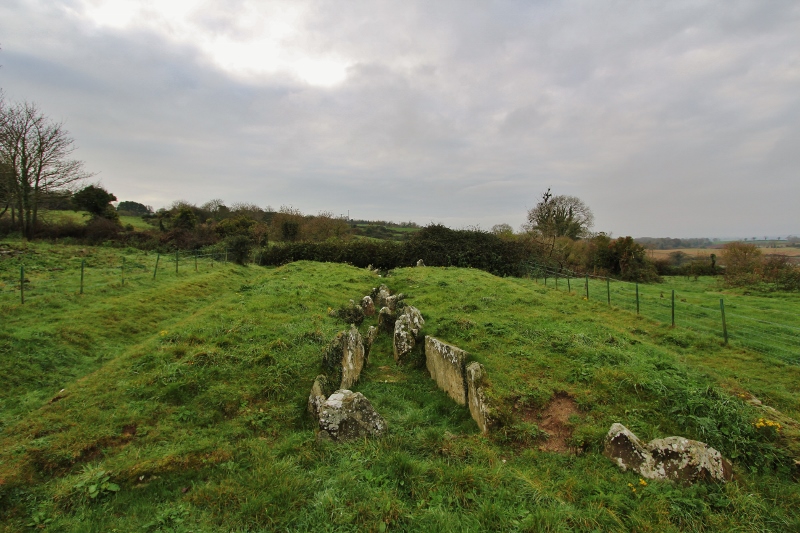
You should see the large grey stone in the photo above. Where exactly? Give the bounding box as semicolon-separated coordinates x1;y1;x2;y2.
604;423;733;484
318;390;387;441
340;325;365;390
393;305;424;364
373;284;391;308
361;295;375;317
323;325;366;390
364;326;378;363
378;306;395;333
466;361;491;434
424;336;467;405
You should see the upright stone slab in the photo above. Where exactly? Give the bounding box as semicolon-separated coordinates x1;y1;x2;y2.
374;284;391;308
340;325;365;390
364;326;378;363
393;305;424;364
378;306;395;333
466;361;491;434
308;374;332;418
323;325;366;390
361;295;375;317
424;336;468;405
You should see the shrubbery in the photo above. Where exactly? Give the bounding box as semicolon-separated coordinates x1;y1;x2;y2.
259;225;538;277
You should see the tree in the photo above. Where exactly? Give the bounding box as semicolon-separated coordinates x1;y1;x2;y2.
117;201;152;216
72;185;117;220
0;100;91;238
526;189;594;240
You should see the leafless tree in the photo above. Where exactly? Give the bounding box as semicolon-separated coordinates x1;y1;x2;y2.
0;100;91;238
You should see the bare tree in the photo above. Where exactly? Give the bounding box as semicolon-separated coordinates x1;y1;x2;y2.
0;100;91;238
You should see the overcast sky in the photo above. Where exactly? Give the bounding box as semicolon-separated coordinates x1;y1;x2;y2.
1;0;798;237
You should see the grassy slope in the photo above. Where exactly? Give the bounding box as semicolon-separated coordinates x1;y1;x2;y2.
0;257;798;531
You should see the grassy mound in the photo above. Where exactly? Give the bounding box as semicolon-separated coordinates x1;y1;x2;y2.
1;253;799;531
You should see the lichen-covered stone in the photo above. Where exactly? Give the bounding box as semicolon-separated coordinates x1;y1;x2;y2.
385;294;400;312
424;336;467;404
340;325;365;390
373;284;391;308
378;306;395;333
323;326;366;389
466;361;491;434
393;305;424;364
318;390;387;441
308;374;332;418
361;295;375;317
364;326;378;363
604;423;733;484
646;436;733;484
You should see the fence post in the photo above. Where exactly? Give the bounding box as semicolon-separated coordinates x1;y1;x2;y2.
585;275;589;299
671;289;675;327
567;276;571;293
153;253;160;280
195;251;198;272
606;276;610;306
20;265;24;304
555;271;559;290
225;248;228;263
80;260;85;294
720;298;728;344
635;283;639;315
175;251;179;274
122;256;125;286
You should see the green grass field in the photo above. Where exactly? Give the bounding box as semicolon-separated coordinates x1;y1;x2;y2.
1;243;799;531
532;272;800;363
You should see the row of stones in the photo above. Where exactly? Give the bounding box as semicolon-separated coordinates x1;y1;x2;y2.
308;283;492;441
307;281;733;486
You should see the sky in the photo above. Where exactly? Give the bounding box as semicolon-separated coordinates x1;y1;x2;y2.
1;0;798;238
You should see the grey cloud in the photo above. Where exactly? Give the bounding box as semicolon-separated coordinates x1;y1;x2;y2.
1;0;798;236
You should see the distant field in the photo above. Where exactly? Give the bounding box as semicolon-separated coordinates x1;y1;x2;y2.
648;247;800;260
38;209;153;231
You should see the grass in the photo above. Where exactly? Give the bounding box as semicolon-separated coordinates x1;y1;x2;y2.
536;273;800;363
0;243;799;531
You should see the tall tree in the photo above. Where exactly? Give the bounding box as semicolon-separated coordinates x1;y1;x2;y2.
526;189;594;240
0;101;91;238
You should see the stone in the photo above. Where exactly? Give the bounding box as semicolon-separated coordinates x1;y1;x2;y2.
466;361;491;434
393;305;424;364
322;325;366;390
378;306;395;333
385;294;400;312
340;325;366;390
417;259;425;267
361;295;375;317
424;336;468;405
318;390;387;441
604;423;733;484
373;284;391;308
364;326;378;363
308;374;332;418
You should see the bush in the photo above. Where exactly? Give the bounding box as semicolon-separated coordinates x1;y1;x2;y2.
226;235;254;265
258;225;538;277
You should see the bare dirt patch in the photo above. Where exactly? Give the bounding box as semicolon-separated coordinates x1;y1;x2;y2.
518;392;581;453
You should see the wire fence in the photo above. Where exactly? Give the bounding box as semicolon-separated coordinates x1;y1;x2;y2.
524;261;800;364
0;248;243;305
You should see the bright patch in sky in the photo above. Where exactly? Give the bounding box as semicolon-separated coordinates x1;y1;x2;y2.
72;0;349;86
